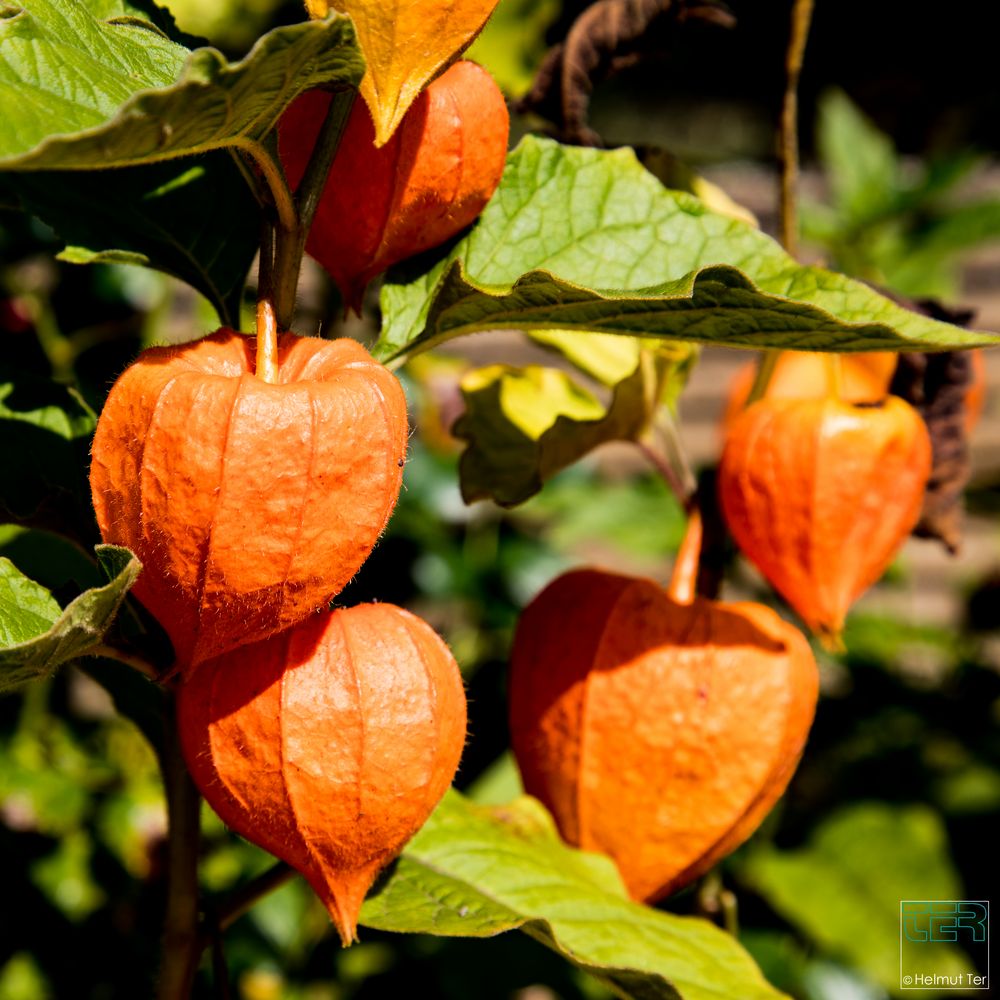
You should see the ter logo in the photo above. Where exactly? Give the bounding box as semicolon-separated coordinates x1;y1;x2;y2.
903;902;989;943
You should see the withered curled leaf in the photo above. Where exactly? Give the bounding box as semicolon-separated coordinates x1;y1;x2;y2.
889;300;979;553
517;0;734;146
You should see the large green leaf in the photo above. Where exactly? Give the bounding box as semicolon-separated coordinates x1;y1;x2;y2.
0;545;140;692
1;5;362;320
4;153;260;326
0;366;97;541
0;8;363;169
742;803;971;994
374;137;995;364
362;791;786;1000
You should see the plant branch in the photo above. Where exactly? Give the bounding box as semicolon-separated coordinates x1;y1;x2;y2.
156;696;205;1000
271;90;356;329
779;0;815;256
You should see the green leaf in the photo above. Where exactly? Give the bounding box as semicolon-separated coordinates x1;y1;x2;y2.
374;138;993;363
0;366;96;539
0;9;363;170
0;1;189;160
454;345;689;506
87;0;201;46
0;545;141;692
451;332;695;508
5;153;260;326
0;559;61;646
362;792;786;1000
742;803;971;993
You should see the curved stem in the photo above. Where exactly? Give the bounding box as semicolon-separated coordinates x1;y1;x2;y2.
88;643;159;681
637;438;690;509
22;291;76;383
644;407;698;507
234;138;297;234
156;696;205;1000
668;507;703;605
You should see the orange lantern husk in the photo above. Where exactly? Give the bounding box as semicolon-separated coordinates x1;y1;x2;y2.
279;60;509;312
177;602;467;946
509;511;818;902
718;393;932;645
90;328;408;671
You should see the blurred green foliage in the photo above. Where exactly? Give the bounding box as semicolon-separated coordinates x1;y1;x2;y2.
802;89;1000;299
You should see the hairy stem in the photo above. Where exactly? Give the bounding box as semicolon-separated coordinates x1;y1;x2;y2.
156;697;204;1000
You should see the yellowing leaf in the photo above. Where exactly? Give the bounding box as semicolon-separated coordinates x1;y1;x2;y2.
454;352;667;507
306;0;501;145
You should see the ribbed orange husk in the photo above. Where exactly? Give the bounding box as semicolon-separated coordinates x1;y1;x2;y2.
718;394;932;642
509;569;818;903
177;602;467;946
722;350;894;431
279;60;509;311
89;329;408;670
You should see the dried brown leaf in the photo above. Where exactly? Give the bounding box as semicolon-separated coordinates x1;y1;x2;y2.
888;300;978;553
517;0;733;146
